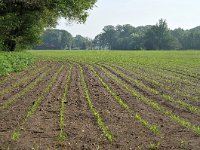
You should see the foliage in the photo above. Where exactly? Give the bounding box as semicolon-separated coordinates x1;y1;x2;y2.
0;0;97;51
0;51;34;76
33;29;93;50
144;19;178;50
73;35;93;50
31;19;200;50
92;19;200;50
34;29;74;50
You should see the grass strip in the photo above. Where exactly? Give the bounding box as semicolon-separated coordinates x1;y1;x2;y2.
79;65;113;142
90;65;160;135
11;65;64;141
98;65;200;136
58;64;72;141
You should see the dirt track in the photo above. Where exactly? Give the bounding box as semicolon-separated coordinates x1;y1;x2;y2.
0;61;199;150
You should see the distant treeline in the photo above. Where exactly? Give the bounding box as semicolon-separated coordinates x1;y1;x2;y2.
33;30;93;50
34;19;200;50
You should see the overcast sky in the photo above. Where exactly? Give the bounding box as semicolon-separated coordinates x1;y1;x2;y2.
56;0;200;38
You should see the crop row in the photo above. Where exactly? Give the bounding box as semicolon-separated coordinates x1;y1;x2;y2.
162;67;200;80
109;63;200;100
58;64;72;141
1;67;53;110
114;61;200;89
138;64;199;89
156;62;200;79
11;65;64;141
102;64;200;114
89;65;160;135
97;65;200;136
0;64;39;86
130;58;200;80
0;65;48;97
119;64;200;99
79;65;113;141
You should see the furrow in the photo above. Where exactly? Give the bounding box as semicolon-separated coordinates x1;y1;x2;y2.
98;65;200;136
58;64;72;141
0;65;48;96
79;65;113;142
89;65;160;135
10;65;64;141
1;67;54;110
109;64;200;102
102;64;200;115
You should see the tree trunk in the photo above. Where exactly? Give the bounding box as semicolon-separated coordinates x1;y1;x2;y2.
3;39;16;51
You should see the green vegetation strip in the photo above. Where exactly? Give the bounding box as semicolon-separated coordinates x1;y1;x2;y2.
89;65;160;135
0;65;47;96
1;67;52;110
79;65;113;141
103;64;200;114
0;52;35;76
98;66;200;136
11;65;64;141
59;64;72;141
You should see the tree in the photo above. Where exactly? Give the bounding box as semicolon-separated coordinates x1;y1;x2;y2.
101;25;117;50
93;24;149;50
33;29;73;50
0;0;96;51
186;26;200;49
73;35;93;50
144;19;177;50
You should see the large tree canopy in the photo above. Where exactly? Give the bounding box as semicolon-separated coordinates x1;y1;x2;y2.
0;0;97;51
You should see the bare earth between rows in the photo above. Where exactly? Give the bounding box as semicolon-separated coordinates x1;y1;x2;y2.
0;61;199;150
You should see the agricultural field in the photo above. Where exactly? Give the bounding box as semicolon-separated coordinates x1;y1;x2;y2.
0;50;200;149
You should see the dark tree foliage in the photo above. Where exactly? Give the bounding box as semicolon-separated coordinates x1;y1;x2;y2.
93;19;200;50
33;29;92;50
34;29;73;50
33;19;200;51
73;35;93;50
0;0;96;51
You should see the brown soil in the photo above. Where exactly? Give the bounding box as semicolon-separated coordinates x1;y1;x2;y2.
102;65;200;125
0;61;52;89
0;62;199;150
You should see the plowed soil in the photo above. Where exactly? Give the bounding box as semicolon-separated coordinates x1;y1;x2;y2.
0;61;199;150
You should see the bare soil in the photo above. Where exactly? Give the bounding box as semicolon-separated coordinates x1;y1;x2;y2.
0;62;199;150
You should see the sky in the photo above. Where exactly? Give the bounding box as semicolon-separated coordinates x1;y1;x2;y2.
56;0;200;38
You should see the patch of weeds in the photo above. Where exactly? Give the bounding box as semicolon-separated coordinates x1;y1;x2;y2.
148;142;160;150
11;130;20;141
